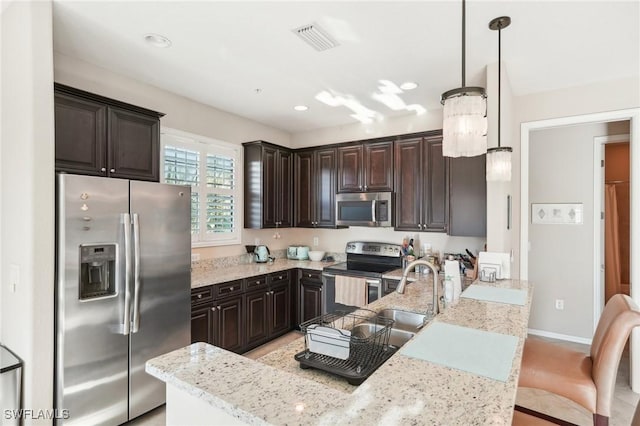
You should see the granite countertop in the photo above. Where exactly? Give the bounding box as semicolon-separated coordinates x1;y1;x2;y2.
147;277;532;425
191;258;336;289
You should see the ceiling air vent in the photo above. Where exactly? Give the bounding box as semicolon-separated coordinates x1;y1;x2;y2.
292;23;339;52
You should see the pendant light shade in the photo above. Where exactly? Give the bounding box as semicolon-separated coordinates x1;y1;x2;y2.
486;16;512;182
441;0;487;158
486;147;512;181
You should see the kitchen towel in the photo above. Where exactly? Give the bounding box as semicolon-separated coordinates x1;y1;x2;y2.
444;260;462;301
461;285;527;306
400;322;518;382
335;276;367;307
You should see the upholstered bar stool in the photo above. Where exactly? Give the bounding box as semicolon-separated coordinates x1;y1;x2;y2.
518;294;640;426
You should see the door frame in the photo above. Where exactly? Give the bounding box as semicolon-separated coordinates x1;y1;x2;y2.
593;134;630;332
520;108;640;391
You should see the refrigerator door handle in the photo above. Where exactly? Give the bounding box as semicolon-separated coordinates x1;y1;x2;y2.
132;213;141;333
122;213;132;336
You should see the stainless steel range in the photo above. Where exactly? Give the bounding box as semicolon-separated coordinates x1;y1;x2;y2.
323;241;403;313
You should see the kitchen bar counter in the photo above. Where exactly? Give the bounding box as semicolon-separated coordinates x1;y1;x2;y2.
147;277;532;425
191;259;335;289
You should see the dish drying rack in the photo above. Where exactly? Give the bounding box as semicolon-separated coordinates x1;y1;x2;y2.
294;309;397;385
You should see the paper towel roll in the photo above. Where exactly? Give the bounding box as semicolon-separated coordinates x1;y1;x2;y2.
444;260;462;303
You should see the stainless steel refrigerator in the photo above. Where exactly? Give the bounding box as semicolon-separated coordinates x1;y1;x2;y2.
55;173;191;425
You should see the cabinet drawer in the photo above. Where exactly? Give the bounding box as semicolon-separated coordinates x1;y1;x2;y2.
269;270;290;285
213;280;244;299
300;269;322;282
191;287;213;306
245;275;268;291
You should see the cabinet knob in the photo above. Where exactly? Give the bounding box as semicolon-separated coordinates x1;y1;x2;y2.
110;168;115;173
308;274;312;277
266;292;269;295
278;276;283;280
100;167;106;172
217;305;221;310
197;294;203;299
364;185;368;190
255;281;260;284
230;286;234;291
211;307;216;312
359;185;363;190
271;291;274;295
319;288;322;292
418;224;422;230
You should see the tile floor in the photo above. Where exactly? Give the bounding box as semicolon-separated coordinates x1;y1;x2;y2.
128;333;639;425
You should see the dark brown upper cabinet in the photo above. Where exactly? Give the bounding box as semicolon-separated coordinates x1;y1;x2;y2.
394;135;448;232
243;141;293;229
294;147;337;228
449;154;487;237
337;141;393;193
54;83;163;182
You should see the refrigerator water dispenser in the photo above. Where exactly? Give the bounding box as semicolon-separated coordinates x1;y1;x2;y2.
79;244;117;300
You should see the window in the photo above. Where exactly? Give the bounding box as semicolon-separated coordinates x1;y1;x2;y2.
161;129;241;246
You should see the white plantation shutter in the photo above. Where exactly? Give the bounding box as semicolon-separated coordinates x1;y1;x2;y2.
161;130;241;246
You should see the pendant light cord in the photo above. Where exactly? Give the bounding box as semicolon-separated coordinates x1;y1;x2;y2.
498;24;501;148
462;0;466;86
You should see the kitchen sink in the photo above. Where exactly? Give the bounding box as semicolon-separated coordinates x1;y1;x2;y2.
375;309;428;333
351;323;415;348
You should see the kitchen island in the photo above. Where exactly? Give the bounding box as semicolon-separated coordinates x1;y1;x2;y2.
147;276;532;425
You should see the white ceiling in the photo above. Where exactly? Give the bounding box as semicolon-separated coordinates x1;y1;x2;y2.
52;1;640;134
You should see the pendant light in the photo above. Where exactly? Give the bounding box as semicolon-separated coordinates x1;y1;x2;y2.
441;0;487;158
486;16;512;182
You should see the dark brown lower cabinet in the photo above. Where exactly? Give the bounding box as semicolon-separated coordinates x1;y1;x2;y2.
192;270;294;354
212;296;244;353
269;282;291;337
245;290;269;349
300;280;323;323
190;304;213;344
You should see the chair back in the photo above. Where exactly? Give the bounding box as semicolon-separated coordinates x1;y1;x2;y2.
590;294;640;416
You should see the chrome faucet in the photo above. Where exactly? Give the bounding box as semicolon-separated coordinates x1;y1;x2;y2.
396;259;439;318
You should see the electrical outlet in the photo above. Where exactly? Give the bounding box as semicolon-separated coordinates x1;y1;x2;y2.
555;299;564;310
313;237;319;247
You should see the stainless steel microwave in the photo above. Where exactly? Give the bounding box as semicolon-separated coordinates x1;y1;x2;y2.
335;192;394;227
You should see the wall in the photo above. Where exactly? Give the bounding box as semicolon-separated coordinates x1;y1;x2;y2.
510;76;640;280
1;0;55;422
528;121;629;339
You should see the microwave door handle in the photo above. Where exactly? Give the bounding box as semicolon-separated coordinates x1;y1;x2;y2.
122;213;131;336
371;199;377;223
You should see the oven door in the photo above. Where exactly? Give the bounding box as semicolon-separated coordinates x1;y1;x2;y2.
323;273;381;313
335;192;393;227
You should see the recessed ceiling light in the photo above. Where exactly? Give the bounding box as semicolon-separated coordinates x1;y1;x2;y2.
400;82;419;90
294;105;309;111
144;33;171;48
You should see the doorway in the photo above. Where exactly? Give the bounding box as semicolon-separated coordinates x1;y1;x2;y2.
602;140;631;303
521;108;640;391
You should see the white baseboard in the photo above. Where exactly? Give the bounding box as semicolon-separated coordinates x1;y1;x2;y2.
527;328;592;345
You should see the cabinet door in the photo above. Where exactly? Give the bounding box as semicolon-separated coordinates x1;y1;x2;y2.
449;155;487;237
55;92;107;176
364;141;393;192
190;304;213;344
269;282;291;337
277;149;293;227
245;291;269;349
262;146;278;228
337;145;364;193
424;137;448;232
394;138;423;231
294;151;315;227
213;296;244;353
315;148;337;227
108;107;159;181
301;281;323;323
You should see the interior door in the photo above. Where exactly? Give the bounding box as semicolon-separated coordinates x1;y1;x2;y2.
128;181;191;419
